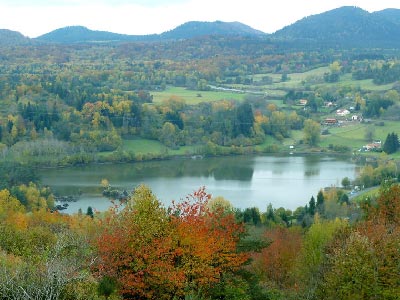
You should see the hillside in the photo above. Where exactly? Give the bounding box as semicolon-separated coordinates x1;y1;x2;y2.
273;6;400;48
0;29;31;45
160;21;265;39
34;26;156;43
3;6;400;48
373;8;400;25
35;21;265;44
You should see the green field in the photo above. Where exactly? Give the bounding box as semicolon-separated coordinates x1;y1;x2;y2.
123;138;166;154
251;66;394;92
122;138;200;156
151;86;245;104
319;121;400;152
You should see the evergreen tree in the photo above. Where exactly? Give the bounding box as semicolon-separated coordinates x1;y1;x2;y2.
234;102;254;137
316;190;324;207
316;190;325;214
383;132;399;154
309;196;316;215
86;206;94;218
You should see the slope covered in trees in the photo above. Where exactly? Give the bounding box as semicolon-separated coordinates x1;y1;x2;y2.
0;178;399;299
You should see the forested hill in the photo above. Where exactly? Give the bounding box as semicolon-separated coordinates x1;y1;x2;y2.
34;21;265;44
34;26;158;43
159;21;265;40
0;29;31;45
3;6;400;48
273;6;400;48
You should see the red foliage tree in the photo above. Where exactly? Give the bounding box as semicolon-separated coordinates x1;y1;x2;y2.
251;227;303;289
95;185;248;299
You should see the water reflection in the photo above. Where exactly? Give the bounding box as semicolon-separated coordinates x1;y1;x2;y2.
39;155;356;213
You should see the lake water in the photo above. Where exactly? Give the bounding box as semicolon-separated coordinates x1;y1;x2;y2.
39;155;358;213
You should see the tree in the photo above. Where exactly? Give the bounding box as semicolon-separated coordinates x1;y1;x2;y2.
341;177;351;189
95;186;249;299
159;122;179;148
297;217;348;297
316;190;325;214
318;184;400;299
339;193;349;205
308;196;316;216
383;132;399;154
364;126;375;142
303;119;320;146
95;185;178;299
317;231;379;299
234;102;254;137
251;227;303;289
86;206;94;218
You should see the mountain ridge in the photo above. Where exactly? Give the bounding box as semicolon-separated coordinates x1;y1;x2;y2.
1;6;400;48
273;6;400;47
34;21;265;44
0;29;31;45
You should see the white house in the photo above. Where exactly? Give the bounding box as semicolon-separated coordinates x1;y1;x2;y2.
336;109;350;116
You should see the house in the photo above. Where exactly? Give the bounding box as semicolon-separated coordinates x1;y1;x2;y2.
362;142;382;152
299;99;308;106
336;109;350;116
324;118;338;125
324;101;335;107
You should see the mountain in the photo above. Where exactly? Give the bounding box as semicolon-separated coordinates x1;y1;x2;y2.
35;21;266;44
0;29;31;45
160;21;265;39
12;7;400;48
34;26;156;43
373;8;400;25
272;6;400;48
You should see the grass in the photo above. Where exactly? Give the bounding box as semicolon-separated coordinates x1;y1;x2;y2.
250;66;394;93
122;138;166;154
320;123;368;150
351;186;380;203
314;73;394;91
151;86;245;104
121;138;204;157
152;66;394;108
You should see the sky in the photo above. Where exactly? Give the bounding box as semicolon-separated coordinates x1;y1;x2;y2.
1;0;400;38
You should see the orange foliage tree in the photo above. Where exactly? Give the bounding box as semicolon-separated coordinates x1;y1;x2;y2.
170;187;248;292
250;227;303;290
95;185;248;299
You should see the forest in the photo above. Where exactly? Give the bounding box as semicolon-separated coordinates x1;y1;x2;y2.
1;21;400;298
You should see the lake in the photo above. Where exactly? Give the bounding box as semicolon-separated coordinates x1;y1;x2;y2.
39;155;358;214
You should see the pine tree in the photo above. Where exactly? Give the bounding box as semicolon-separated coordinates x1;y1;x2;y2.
309;196;316;215
86;206;94;218
383;132;399;154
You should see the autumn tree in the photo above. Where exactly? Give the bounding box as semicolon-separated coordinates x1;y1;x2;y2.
316;184;400;299
95;185;249;299
251;227;303;290
171;187;249;297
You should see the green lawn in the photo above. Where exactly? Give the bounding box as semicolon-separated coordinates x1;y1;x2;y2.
320;123;367;150
123;138;201;156
318;120;400;153
122;138;166;154
151;86;245;104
